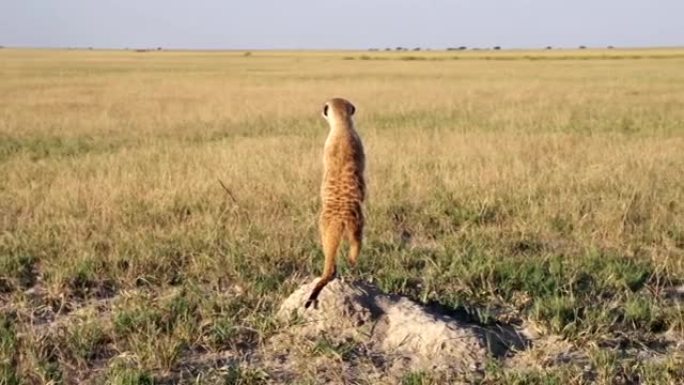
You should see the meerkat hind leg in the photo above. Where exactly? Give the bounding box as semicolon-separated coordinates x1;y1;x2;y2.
346;220;363;268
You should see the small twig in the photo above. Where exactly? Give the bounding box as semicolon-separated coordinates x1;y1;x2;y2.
217;178;252;223
217;178;239;206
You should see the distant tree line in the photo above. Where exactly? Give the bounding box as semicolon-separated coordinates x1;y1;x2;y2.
364;44;620;52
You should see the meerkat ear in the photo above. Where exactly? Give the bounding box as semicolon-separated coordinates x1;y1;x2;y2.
348;103;356;116
322;104;329;118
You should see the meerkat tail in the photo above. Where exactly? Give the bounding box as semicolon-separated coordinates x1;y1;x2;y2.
305;221;344;308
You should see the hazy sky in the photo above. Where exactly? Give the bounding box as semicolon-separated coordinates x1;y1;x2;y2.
1;0;682;49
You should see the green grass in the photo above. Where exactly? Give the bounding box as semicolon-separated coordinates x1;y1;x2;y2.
401;371;434;385
0;48;683;383
0;314;19;385
104;357;155;385
224;366;268;385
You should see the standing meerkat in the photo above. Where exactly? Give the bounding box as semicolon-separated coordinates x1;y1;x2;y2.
305;98;366;309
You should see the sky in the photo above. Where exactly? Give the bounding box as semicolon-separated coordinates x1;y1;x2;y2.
1;0;682;50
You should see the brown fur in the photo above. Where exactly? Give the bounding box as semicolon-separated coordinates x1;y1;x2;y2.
305;98;366;309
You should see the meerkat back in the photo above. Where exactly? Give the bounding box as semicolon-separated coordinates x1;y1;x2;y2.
305;98;366;308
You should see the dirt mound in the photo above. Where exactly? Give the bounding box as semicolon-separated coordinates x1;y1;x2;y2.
273;279;528;379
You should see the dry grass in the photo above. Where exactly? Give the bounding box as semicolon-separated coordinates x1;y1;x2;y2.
1;48;683;384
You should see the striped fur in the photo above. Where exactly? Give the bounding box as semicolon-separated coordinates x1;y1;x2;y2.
305;98;366;308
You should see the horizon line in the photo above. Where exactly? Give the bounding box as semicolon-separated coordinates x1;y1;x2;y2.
2;45;684;52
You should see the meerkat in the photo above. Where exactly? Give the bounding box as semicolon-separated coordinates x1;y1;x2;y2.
305;98;366;309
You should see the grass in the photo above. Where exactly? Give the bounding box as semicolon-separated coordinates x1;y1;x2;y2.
0;47;683;384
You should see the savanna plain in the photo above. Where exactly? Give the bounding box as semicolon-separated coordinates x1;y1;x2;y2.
0;48;683;384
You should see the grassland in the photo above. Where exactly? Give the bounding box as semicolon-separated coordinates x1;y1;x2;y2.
0;48;683;384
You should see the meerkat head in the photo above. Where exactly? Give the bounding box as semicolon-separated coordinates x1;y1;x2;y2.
322;98;356;125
